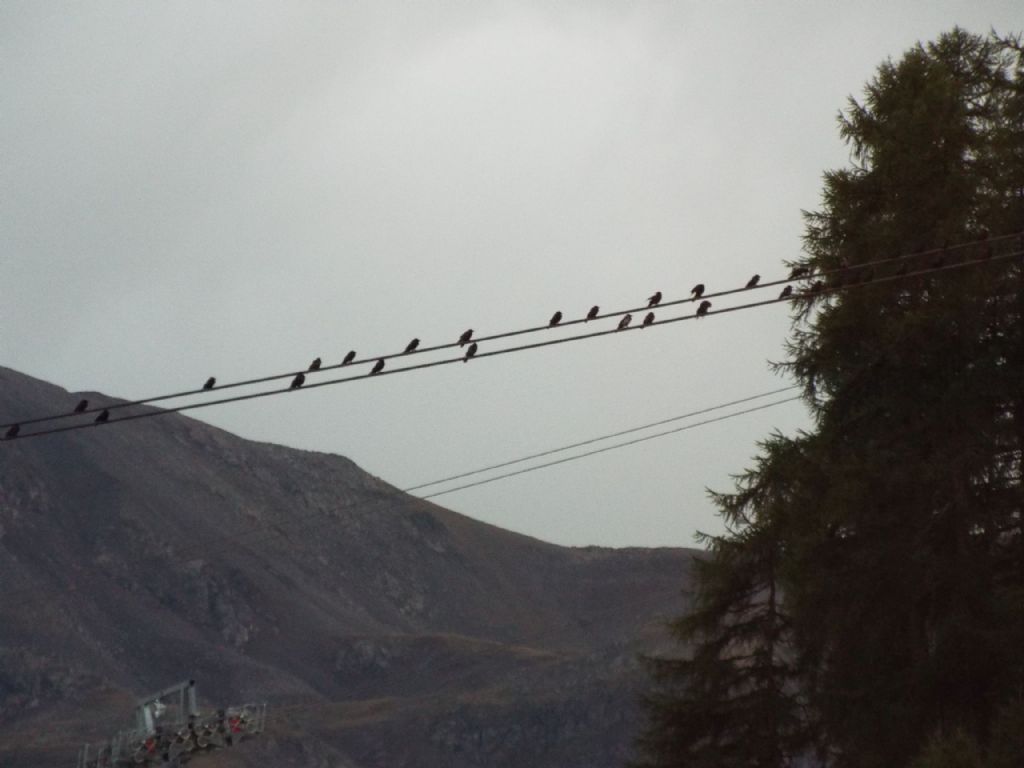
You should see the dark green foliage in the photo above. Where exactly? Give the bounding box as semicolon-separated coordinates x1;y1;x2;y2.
905;703;1024;768
908;731;984;768
785;28;1024;765
637;28;1024;768
987;697;1024;768
633;437;814;768
634;535;800;768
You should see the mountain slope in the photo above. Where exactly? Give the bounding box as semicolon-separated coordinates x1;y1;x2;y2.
0;367;694;767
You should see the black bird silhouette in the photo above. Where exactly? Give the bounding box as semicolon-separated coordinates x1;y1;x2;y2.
203;377;216;390
290;373;305;389
617;314;632;330
690;284;705;299
642;312;655;327
809;280;825;294
95;409;110;423
463;342;478;362
404;338;420;354
371;359;385;375
647;291;662;308
745;274;760;289
342;350;356;365
779;285;793;299
308;357;322;371
4;424;19;439
549;311;562;327
585;305;600;321
459;329;473;347
73;399;89;413
696;300;711;317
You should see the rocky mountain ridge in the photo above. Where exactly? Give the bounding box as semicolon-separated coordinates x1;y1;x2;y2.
0;366;694;767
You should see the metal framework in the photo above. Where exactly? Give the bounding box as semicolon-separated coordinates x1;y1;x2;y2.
75;680;266;767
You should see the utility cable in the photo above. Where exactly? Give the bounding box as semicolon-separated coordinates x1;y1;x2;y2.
402;386;799;492
0;388;803;615
2;231;1016;431
418;396;803;499
3;247;1021;442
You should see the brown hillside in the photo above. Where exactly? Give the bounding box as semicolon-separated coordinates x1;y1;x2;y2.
0;367;694;768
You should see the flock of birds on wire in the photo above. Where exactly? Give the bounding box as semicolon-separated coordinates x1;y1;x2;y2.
285;278;728;391
3;230;1018;443
0;276;767;441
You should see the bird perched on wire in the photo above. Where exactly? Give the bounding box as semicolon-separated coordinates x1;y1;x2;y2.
549;311;562;327
4;424;19;439
745;274;760;289
789;266;810;279
647;291;662;308
404;338;420;354
95;409;110;423
779;285;793;300
642;312;655;327
463;342;478;362
371;359;385;375
459;329;473;346
696;300;711;317
617;314;632;330
73;399;89;413
585;305;599;321
290;373;305;389
342;350;356;365
690;283;705;299
308;357;322;371
203;377;216;390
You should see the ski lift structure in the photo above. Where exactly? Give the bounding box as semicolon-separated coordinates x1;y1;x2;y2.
75;679;266;767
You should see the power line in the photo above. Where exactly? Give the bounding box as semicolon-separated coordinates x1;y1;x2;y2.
0;232;1011;431
418;396;803;499
3;246;1021;442
0;387;801;614
403;386;799;492
2;231;1015;432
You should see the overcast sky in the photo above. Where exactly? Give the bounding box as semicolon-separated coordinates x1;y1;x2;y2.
2;2;1020;548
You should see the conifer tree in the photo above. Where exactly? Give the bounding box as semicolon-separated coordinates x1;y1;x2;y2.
636;27;1024;768
634;436;814;767
783;29;1024;765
